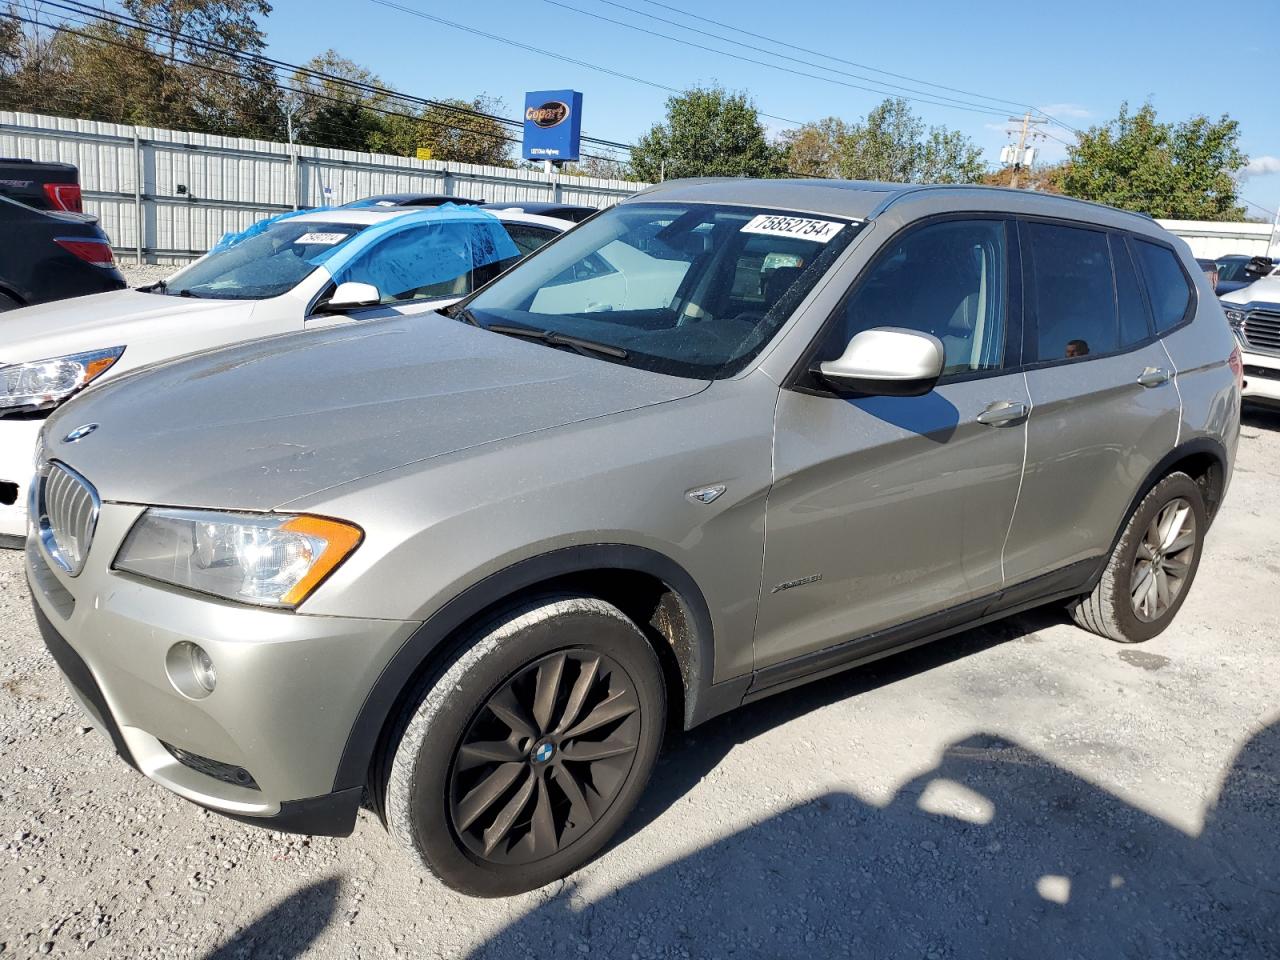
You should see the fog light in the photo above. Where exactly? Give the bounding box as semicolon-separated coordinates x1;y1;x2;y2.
166;641;216;699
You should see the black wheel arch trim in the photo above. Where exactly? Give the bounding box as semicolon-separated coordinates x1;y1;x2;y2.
331;543;718;793
1104;436;1229;562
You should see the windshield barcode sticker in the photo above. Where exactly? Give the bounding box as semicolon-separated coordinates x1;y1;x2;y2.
294;232;348;245
741;215;845;243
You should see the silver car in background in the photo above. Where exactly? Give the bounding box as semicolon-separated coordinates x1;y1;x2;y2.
26;179;1240;897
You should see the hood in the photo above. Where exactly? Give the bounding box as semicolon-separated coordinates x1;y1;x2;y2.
1220;275;1280;306
0;290;241;365
44;314;706;509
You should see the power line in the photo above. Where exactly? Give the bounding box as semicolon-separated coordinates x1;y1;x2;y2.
9;8;632;164
1241;196;1279;219
41;0;635;156
533;0;1019;119
576;0;1040;117
367;0;807;129
624;0;1082;134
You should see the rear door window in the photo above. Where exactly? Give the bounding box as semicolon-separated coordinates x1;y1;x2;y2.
1111;234;1153;347
1024;221;1117;362
1132;239;1192;333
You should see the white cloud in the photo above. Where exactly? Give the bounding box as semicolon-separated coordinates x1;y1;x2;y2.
1037;103;1091;120
1241;156;1280;179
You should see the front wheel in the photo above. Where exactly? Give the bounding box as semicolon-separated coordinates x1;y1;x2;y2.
384;595;666;897
1071;471;1206;643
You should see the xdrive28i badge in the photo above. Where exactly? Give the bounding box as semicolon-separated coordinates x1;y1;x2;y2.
62;423;99;443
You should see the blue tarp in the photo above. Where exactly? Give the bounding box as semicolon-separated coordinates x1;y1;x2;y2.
210;207;323;253
319;204;520;295
210;204;521;296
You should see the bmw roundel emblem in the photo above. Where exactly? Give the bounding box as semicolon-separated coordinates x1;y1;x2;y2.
62;423;99;443
533;742;555;763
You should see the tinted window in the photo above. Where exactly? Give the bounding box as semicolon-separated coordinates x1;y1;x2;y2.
1133;240;1192;333
823;219;1007;375
465;203;860;379
1111;235;1152;347
339;224;476;302
1025;222;1117;361
502;223;558;257
1216;258;1248;282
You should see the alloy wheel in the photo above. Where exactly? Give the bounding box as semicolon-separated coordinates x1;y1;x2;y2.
1130;497;1197;622
447;650;642;865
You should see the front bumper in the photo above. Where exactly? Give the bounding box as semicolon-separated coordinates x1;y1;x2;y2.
0;418;44;543
1240;347;1280;406
26;503;419;836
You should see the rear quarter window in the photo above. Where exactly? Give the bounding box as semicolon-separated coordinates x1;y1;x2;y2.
1132;239;1192;333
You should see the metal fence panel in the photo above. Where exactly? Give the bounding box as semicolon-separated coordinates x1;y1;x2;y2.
1;111;648;262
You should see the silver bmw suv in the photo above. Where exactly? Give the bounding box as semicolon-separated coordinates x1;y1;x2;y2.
26;179;1240;896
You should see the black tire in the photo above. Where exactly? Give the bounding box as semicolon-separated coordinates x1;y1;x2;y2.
384;595;666;897
1071;472;1207;643
0;292;21;312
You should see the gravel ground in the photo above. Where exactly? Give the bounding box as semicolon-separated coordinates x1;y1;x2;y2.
118;264;176;289
1;411;1278;959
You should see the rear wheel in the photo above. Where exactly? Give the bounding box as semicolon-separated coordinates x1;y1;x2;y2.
1071;472;1206;643
384;595;666;897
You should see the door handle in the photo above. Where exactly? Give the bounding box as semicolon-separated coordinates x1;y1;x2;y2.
1137;367;1172;388
976;400;1028;426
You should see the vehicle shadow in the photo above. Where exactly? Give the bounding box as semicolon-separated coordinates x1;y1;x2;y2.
200;876;341;960
1242;405;1280;432
467;718;1280;959
627;609;1054;844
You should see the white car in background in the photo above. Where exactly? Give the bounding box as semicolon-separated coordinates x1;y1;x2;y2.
0;204;573;542
1222;267;1280;409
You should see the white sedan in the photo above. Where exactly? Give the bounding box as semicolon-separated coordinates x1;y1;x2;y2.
0;204;573;541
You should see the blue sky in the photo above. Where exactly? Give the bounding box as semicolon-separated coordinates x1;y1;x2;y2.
262;0;1279;220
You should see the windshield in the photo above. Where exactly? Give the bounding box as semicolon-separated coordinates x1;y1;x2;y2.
166;219;366;300
462;202;861;379
1217;258;1249;282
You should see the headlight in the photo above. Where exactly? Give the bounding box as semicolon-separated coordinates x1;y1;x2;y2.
0;347;124;416
113;509;363;608
1222;307;1246;329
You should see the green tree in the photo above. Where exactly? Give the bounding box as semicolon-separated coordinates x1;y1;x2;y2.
630;85;781;181
291;50;385;150
780;100;983;184
778;117;851;178
0;4;25;104
836;99;984;183
417;96;512;166
562;155;635;181
1061;102;1247;220
121;0;272;60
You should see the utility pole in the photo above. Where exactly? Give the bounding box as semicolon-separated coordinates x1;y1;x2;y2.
1004;111;1047;189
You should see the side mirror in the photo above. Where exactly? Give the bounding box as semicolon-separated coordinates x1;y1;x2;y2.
817;327;945;397
324;281;381;311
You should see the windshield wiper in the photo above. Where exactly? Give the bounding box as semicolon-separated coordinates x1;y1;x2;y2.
139;279;167;294
485;323;628;359
449;306;482;326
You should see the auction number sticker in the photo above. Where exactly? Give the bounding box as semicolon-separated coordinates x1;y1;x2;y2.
294;232;348;245
741;214;845;243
